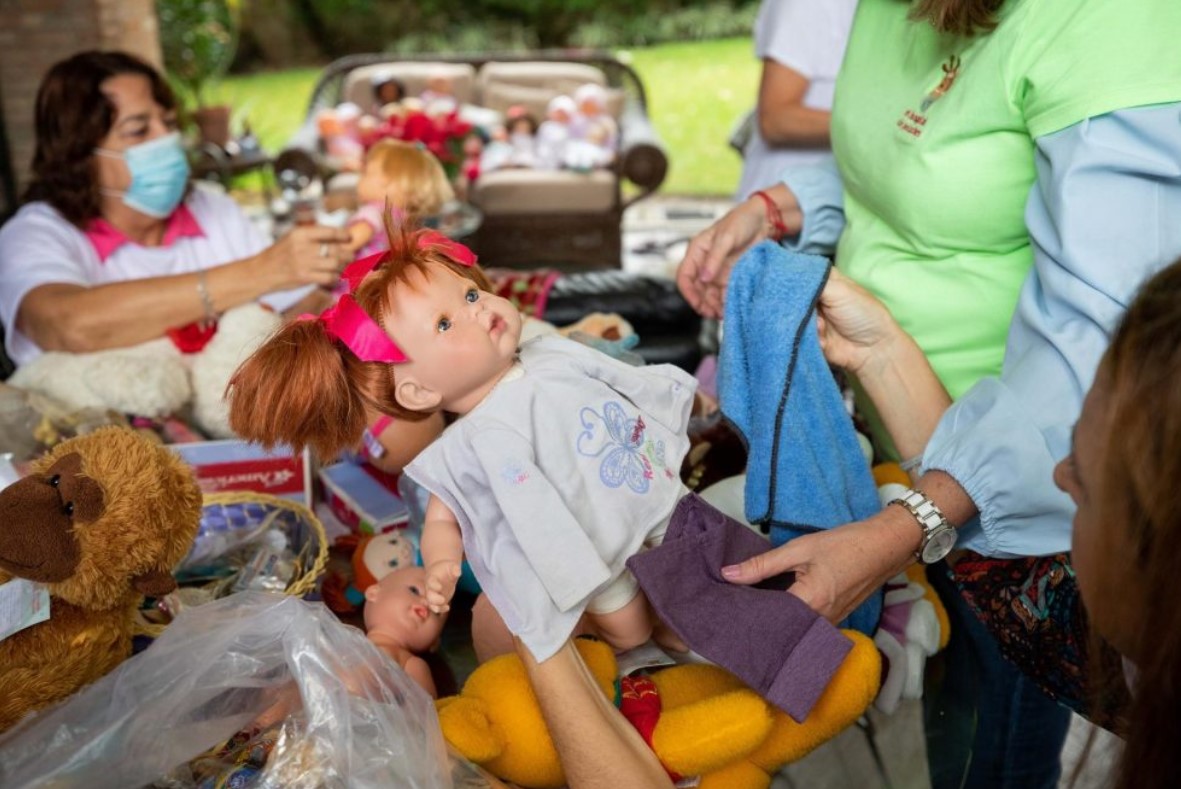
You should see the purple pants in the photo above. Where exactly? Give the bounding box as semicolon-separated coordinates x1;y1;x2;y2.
627;493;852;722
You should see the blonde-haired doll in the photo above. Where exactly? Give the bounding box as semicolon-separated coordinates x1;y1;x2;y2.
348;140;455;258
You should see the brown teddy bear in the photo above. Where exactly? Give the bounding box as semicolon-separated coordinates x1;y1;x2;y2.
0;427;202;732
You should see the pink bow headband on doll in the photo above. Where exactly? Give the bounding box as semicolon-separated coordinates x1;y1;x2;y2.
299;230;477;364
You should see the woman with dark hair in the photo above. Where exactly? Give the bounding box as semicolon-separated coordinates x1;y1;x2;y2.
675;0;1181;786
0;50;352;367
1057;258;1181;789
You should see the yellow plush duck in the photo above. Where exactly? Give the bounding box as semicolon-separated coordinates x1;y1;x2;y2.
437;632;880;789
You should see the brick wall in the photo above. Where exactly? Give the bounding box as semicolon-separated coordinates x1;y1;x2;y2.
0;0;161;211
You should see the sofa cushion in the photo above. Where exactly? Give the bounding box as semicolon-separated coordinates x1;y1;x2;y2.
476;61;625;120
472;169;616;214
342;62;478;109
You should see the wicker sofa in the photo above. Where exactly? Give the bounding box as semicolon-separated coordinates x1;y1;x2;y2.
288;51;668;271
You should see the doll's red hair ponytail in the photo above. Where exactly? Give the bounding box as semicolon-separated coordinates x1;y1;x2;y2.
227;317;375;460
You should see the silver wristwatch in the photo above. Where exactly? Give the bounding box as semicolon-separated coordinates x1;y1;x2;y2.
890;488;957;565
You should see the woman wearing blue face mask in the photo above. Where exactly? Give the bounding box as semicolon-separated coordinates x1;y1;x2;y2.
0;50;354;368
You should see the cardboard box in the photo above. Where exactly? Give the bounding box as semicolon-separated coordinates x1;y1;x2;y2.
318;461;409;535
171;440;313;508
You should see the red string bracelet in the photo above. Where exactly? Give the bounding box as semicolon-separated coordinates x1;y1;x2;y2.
751;189;789;241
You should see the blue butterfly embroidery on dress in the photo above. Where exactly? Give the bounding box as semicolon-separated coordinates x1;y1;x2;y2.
577;401;658;493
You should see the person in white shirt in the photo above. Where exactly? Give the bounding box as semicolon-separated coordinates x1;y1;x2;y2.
0;50;353;368
735;0;857;200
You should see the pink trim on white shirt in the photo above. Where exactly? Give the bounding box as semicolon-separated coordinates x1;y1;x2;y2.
84;204;205;263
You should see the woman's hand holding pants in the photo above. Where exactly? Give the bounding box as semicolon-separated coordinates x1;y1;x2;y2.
714;249;962;623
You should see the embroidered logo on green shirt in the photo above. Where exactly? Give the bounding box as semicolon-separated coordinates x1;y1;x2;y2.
921;54;961;112
897;54;962;139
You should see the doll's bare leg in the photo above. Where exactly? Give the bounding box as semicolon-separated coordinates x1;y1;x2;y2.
651;618;689;654
588;592;654;653
588;571;688;653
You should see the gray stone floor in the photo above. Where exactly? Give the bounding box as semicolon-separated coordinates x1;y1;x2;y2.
765;708;1122;789
1059;713;1122;789
771;703;929;789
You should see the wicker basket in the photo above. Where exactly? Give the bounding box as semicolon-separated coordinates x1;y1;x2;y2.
135;491;330;638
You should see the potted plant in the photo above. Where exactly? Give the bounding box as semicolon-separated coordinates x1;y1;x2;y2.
156;0;239;148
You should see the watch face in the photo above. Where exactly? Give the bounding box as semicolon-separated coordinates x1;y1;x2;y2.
921;527;957;564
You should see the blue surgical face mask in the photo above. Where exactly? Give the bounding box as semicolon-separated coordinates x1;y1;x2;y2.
95;131;190;218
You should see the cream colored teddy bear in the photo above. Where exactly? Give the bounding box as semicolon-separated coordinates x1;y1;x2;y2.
9;303;281;438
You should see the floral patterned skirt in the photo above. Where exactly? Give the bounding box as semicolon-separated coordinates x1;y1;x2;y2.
948;551;1128;729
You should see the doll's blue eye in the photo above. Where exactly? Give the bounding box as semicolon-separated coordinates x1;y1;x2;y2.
465;289;479;303
387;558;400;567
437;317;452;332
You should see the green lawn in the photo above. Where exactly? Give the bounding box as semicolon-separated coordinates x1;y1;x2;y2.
210;37;759;197
622;38;758;196
208;66;323;155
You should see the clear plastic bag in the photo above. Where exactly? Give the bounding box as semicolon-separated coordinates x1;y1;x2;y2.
0;592;450;789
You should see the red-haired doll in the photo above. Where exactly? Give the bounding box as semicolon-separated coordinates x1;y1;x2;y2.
228;224;696;664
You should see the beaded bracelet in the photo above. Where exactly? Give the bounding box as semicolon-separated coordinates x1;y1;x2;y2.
751;189;789;242
196;268;217;323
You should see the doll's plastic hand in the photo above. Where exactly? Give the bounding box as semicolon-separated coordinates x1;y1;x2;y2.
815;267;907;376
676;199;766;320
720;509;922;624
425;560;462;614
261;224;353;290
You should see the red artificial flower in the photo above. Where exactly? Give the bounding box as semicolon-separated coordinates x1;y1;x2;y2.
361;109;474;177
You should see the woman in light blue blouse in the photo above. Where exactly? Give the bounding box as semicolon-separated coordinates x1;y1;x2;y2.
679;0;1181;785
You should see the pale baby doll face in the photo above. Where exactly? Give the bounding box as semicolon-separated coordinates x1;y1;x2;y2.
359;530;417;582
425;75;454;97
386;262;522;415
546;96;576;126
575;85;608;118
363;565;445;654
578;96;604;118
1054;368;1144;658
336;102;362;133
316;109;344;137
